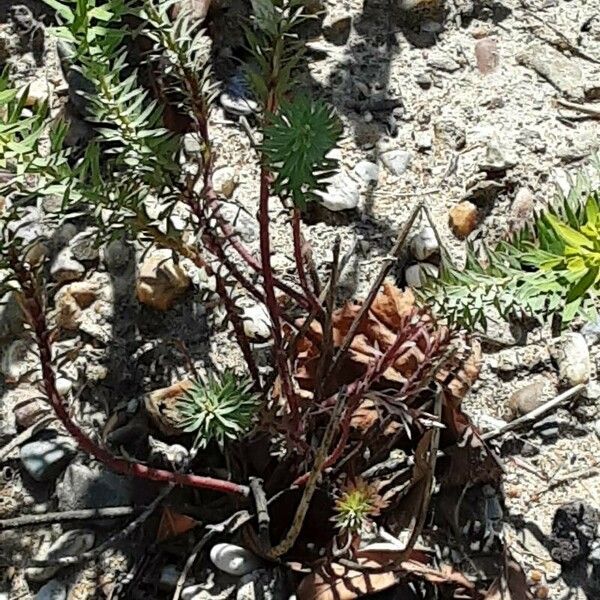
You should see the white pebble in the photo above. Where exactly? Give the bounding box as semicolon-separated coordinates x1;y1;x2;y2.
409;227;439;261
242;305;272;341
552;332;591;386
210;543;261;577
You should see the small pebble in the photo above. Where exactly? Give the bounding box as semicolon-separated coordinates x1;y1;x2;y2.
50;248;85;283
536;586;549;599
210;543;261;577
551;332;591;386
35;579;67;600
529;570;543;584
242;304;272;342
354;160;379;183
507;380;547;419
410;226;439;261
20;434;76;482
380;149;412;176
405;262;438;288
449;201;478;239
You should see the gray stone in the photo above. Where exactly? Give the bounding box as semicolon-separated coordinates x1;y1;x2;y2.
480;138;516;172
353;160;379;183
57;463;133;511
20;433;76;482
183;133;202;154
414;131;433;151
517;43;585;101
69;228;99;261
581;321;600;346
410;227;439;261
427;53;461;72
27;530;95;582
550;332;591;386
380;149;412;176
507;380;548;419
50;248;85;283
210;543;262;576
35;579;67;600
317;171;360;211
102;238;134;273
415;72;433;88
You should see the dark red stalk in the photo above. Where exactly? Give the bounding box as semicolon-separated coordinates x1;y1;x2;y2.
12;258;249;497
294;318;426;486
258;166;299;418
214;210;312;311
291;207;320;311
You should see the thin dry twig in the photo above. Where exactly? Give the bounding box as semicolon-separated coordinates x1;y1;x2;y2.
555;98;600;118
483;384;585;440
25;485;174;568
249;477;271;552
324;202;423;388
268;394;346;558
0;506;138;530
11;256;250;497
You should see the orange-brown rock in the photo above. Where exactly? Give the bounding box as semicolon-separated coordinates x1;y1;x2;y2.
136;251;190;311
449;201;479;239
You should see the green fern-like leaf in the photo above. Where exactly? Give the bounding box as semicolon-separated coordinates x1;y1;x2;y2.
262;96;341;207
423;159;600;331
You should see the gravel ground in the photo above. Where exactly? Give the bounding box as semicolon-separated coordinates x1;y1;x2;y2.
1;0;600;598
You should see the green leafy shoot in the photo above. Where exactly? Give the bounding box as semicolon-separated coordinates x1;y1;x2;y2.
333;479;385;534
262;96;342;208
177;371;261;450
423;169;600;332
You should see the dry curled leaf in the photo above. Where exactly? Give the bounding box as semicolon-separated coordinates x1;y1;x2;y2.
145;379;193;436
157;506;198;542
291;283;454;399
296;559;398;600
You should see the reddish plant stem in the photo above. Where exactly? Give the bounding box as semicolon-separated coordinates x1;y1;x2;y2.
291;208;320;311
214;210;312;311
139;217;261;388
258;166;299;419
12;258;249;497
294;316;424;486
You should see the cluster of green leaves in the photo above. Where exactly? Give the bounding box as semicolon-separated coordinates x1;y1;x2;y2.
245;1;342;207
140;0;218;128
42;0;126;53
262;96;341;207
177;371;261;450
333;479;384;534
245;0;309;106
424;163;600;331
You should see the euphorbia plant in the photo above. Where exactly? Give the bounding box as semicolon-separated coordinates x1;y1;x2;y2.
0;0;496;586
